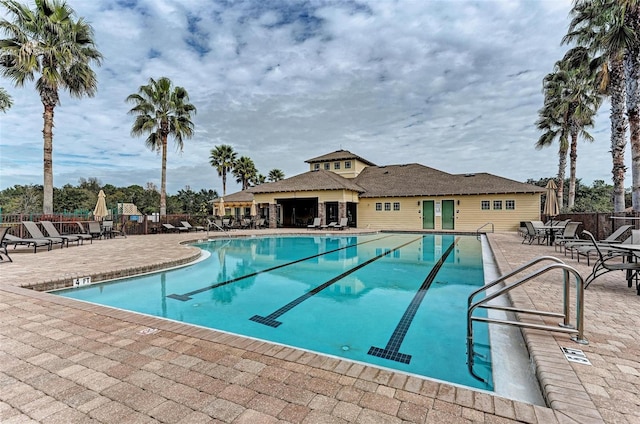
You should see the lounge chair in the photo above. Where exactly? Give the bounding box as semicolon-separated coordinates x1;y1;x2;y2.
334;217;349;230
582;230;640;295
22;221;65;248
40;221;82;246
88;221;104;239
206;219;225;231
3;233;52;253
0;227;13;262
565;224;632;261
321;221;337;229
307;217;321;230
74;222;94;244
162;223;189;233
553;221;581;252
181;221;205;232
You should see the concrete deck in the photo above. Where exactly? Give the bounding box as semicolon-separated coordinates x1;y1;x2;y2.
0;229;638;423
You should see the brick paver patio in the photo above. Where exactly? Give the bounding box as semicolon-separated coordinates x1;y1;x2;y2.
0;229;638;423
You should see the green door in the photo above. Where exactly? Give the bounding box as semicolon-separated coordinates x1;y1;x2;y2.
422;201;434;229
442;200;455;230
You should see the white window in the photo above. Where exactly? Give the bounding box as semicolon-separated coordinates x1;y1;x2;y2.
334;162;340;169
493;200;502;210
384;202;391;211
345;161;351;169
393;202;400;211
324;163;330;170
506;200;515;210
314;163;320;170
481;200;490;210
375;203;382;211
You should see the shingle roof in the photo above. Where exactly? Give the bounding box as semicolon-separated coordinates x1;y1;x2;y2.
220;190;254;203
305;149;376;166
354;164;545;198
250;169;365;194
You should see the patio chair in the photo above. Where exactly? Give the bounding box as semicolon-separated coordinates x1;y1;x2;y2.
565;224;632;261
307;217;321;230
0;227;13;262
162;223;189;233
181;221;205;232
321;221;337;230
103;220;126;238
22;221;65;248
40;221;82;246
3;233;52;253
256;218;267;229
522;221;544;245
552;221;581;252
88;221;104;239
206;219;225;232
334;217;349;230
582;230;640;295
74;222;94;244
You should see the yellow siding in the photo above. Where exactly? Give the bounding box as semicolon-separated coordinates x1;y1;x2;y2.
308;159;370;178
358;194;541;231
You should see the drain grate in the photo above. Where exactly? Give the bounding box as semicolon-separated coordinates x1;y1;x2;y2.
561;347;591;365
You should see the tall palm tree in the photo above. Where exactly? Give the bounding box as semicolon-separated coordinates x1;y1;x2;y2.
209;144;237;196
564;0;637;212
268;168;285;182
0;0;102;214
126;77;196;216
0;87;12;112
624;2;640;209
233;156;257;190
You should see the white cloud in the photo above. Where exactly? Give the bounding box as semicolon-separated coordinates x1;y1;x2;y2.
0;0;622;197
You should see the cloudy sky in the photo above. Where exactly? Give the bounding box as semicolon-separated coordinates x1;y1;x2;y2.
0;0;620;196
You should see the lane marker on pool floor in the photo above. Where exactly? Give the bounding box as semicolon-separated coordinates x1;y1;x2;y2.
167;234;396;301
250;236;423;328
368;237;460;364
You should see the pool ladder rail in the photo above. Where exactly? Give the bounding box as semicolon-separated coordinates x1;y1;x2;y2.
466;256;588;383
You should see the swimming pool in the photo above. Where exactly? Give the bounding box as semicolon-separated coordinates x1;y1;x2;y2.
55;233;493;390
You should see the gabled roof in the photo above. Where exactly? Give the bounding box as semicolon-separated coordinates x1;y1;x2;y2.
250;169;365;194
354;164;544;198
221;190;253;203
305;149;376;166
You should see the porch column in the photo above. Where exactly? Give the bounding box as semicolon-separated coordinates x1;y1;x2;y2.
269;203;277;229
318;202;326;225
338;202;347;220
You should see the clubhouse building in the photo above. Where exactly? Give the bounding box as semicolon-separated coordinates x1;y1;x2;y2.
220;150;545;232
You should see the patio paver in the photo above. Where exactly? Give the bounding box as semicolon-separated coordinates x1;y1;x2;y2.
0;229;638;422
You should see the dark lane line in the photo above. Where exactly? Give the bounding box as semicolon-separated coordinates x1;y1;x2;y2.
368;237;460;364
249;236;423;328
167;234;397;301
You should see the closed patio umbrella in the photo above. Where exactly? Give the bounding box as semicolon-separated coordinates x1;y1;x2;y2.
93;190;108;221
250;200;257;217
543;179;559;221
217;197;225;217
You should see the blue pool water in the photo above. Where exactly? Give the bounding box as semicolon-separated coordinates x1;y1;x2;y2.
55;233;492;390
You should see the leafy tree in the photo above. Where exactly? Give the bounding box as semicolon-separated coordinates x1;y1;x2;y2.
126;77;196;216
0;0;103;213
233;156;258;190
0;86;12;112
54;184;93;212
0;184;41;213
209;144;237;196
268;168;285;182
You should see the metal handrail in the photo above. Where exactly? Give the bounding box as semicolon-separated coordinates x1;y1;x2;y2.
467;257;587;383
476;222;494;235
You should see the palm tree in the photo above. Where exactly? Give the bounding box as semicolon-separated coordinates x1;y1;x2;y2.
126;77;196;216
233;156;257;190
268;168;285;182
564;0;637;212
0;0;102;213
624;3;640;209
253;173;266;185
0;87;12;112
209;144;237;196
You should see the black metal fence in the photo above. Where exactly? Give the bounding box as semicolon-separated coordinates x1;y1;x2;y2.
0;213;210;237
545;212;640;240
